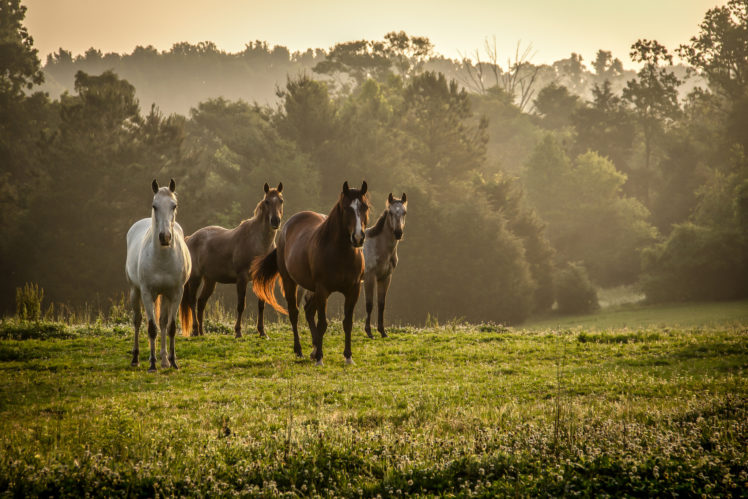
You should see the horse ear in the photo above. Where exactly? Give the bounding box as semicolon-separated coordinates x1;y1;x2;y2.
342;181;350;195
360;181;367;195
388;192;394;205
401;192;407;203
152;179;159;193
169;178;176;192
264;182;269;193
277;182;283;193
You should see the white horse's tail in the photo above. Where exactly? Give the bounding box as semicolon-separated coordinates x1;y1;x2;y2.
153;295;172;333
154;295;162;328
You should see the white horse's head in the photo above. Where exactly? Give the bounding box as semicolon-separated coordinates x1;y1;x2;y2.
151;178;178;247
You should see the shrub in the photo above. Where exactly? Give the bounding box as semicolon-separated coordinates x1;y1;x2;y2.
15;283;44;321
641;223;748;302
523;140;657;286
107;293;130;325
391;189;537;325
555;262;599;314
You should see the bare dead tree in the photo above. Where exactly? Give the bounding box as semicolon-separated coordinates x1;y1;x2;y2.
501;41;540;112
459;38;540;112
458;49;488;94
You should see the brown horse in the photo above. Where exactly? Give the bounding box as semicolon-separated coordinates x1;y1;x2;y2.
363;192;407;338
252;181;369;365
179;183;283;338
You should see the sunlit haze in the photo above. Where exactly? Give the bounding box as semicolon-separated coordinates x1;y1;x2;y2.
25;0;725;67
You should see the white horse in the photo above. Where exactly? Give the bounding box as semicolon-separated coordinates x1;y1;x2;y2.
126;179;192;372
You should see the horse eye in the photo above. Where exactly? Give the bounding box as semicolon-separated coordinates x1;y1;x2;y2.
152;205;157;210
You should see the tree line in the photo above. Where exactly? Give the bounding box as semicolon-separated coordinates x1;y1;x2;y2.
1;0;746;324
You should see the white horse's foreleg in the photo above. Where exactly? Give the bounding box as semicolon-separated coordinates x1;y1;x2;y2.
130;286;142;367
167;291;183;369
159;296;170;368
141;290;158;373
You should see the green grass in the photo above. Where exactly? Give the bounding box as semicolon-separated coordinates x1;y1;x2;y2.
1;304;747;496
526;298;748;330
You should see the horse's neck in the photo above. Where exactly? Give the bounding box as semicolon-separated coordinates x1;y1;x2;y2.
319;204;351;249
377;217;399;254
383;229;399;254
237;215;274;247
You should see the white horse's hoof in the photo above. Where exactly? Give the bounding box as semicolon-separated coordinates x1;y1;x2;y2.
345;357;355;365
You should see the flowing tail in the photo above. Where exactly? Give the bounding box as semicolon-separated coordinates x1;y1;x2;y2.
179;279;195;337
251;249;287;315
154;295;161;325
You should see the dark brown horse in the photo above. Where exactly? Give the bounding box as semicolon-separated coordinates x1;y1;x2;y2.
179;183;283;338
251;181;369;365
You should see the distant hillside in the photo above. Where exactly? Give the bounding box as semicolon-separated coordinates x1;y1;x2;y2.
38;40;700;116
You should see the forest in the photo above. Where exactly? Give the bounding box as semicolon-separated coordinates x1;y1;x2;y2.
1;0;747;325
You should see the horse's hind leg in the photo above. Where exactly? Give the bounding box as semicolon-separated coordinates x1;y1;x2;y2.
376;275;391;338
196;278;216;336
312;288;330;366
158;296;170;368
283;278;301;358
167;293;182;369
187;276;200;337
256;298;267;338
234;274;248;338
363;273;375;338
303;291;318;359
130;286;142;367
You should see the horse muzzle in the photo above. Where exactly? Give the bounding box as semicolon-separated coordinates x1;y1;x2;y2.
270;217;281;230
394;229;403;240
351;233;365;248
159;232;172;246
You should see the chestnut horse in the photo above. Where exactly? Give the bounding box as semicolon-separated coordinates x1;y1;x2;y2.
179;183;283;338
252;181;369;365
363;192;407;338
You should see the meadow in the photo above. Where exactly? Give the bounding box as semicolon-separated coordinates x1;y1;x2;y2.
1;301;747;497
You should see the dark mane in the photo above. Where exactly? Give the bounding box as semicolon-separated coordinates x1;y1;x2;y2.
318;196;346;241
252;197;264;218
366;209;388;237
319;190;369;241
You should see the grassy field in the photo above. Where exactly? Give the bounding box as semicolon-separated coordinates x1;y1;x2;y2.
526;298;748;330
1;303;747;496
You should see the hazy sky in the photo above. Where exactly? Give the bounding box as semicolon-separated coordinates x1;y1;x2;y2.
25;0;725;67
